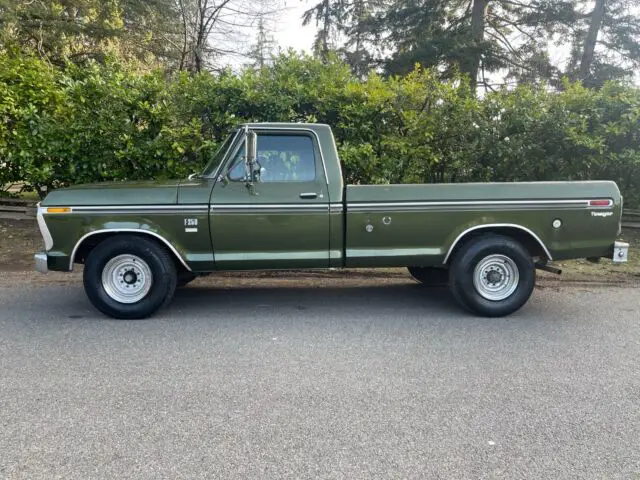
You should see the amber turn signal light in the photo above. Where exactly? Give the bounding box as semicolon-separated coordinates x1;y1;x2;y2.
46;207;72;214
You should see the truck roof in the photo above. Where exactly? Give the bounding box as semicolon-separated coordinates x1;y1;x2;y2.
241;122;331;133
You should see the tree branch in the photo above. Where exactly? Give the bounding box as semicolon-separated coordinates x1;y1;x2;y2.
489;13;538;44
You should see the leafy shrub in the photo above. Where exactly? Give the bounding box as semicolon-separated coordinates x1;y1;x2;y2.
0;52;638;206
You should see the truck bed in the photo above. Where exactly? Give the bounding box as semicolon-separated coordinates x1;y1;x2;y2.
345;181;622;267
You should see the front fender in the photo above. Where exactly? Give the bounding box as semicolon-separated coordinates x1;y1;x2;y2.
41;212;201;272
70;226;192;272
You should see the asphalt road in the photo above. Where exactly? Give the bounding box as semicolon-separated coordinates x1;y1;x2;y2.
0;281;639;479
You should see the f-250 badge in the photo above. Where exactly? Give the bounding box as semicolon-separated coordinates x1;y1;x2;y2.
184;218;198;232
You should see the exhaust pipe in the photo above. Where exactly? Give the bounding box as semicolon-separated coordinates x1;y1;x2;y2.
535;262;562;275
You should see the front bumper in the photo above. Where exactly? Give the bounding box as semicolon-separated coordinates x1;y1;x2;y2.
613;241;629;263
35;252;48;273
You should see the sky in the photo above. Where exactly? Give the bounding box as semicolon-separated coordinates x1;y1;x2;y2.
219;0;315;69
268;1;316;52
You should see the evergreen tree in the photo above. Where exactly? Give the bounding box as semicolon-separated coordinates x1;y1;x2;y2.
378;0;580;88
301;0;568;88
567;0;640;87
302;0;340;59
247;17;276;69
302;0;639;90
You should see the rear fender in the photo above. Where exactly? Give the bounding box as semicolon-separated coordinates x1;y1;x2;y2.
444;223;552;264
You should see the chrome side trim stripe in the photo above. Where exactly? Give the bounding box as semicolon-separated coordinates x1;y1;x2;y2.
43;205;209;215
214;251;329;261
211;204;327;210
44;203;342;214
213;209;328;214
69;229;192;271
72;204;209;210
349;205;582;213
347;247;442;258
71;209;208;215
347;199;601;212
213;210;328;214
443;223;552;263
211;204;331;214
42;198;611;215
69;204;207;211
350;200;592;207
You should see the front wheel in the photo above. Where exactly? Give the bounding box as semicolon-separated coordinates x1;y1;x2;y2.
83;235;178;319
449;235;535;317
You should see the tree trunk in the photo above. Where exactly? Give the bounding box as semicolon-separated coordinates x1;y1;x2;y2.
193;20;205;73
193;0;207;73
178;0;190;71
321;0;330;59
578;0;606;82
463;0;488;91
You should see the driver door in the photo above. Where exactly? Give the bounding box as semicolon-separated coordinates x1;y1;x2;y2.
209;130;330;270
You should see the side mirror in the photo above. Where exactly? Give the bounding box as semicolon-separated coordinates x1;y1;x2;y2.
244;129;259;188
246;130;257;165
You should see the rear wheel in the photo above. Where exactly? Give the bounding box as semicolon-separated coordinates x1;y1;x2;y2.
449;235;535;317
408;266;449;286
83;235;177;319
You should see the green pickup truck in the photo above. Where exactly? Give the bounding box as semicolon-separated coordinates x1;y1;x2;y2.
35;123;629;319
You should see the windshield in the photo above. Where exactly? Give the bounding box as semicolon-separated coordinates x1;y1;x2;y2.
201;130;239;177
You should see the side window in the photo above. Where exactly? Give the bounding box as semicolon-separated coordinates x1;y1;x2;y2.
227;134;317;183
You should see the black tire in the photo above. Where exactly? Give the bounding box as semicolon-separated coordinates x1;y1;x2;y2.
83;235;177;319
177;271;197;287
408;266;449;286
449;234;535;317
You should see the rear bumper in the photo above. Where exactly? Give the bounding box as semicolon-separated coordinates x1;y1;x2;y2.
613;241;629;263
35;252;48;273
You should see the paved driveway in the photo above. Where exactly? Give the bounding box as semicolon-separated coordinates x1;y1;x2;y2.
0;282;638;479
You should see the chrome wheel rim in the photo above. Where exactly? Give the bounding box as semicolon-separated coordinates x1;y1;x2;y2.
473;254;519;301
101;254;153;304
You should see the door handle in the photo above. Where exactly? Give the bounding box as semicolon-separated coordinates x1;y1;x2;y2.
299;192;318;199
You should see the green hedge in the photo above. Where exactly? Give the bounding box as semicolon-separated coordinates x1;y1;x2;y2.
1;52;639;206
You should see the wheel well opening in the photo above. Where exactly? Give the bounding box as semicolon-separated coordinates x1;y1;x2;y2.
73;232;189;274
446;227;549;264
